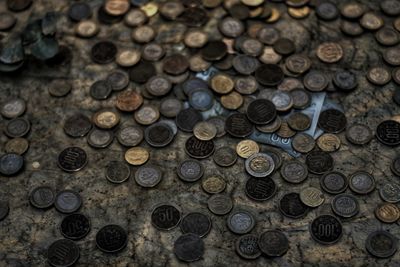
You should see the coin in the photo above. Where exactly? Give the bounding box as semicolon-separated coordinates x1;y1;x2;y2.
207;116;226;138
106;71;129;92
280;160;308;184
393;67;400;85
219;17;244;38
210;73;234;94
91;41;117;64
246;99;276;124
331;194;359;218
104;0;130;16
124;147;149;166
379;183;400;203
63;114;92;138
391;157;400;176
315;2;339;20
376;120;400;146
116;125;143;147
318;109;347;133
116;90;143;112
317;133;341;152
285;54;311;74
367;67;391;85
236;140;259;158
4;117;30;138
348;171;376;194
202;175;226;194
287;113;311;131
255;64;284;86
221;91;244;110
276;121;296;138
332;70;358;91
232;55;259;75
185;136;214;159
366;231;398;258
310;215;342;245
160;98;182;118
304;71;329;92
96;225;128;253
193;122;217;141
75;20;99;38
5;137;29;155
174;233;204;262
129;61;156;83
86;129;114;147
316;42;343;63
245;177;276;201
320;171;348;194
145;123;174;147
68;2;91;21
259;46;282;64
258;230;289;257
177;159;204;182
1;98;26;119
290;88;311;109
375;203;400;223
383;47;400;66
29;186;55;209
340;2;365;19
273;38;295;55
213;147;237;167
235;234;261;260
106;161;131;184
135;165;162;188
55;190;82;214
227;210;255;234
58;147;87;172
151;204;181;230
207;194;233;215
375;27;400;46
134;105;159;125
93;109;120;129
180;212;211;237
60;213;91;241
245;153;275;178
345;123;373;145
269;91;293;112
176;108;203;132
47;239;80;267
300;187;324;208
279;192;309;218
292;133;315;153
225;113;254;137
341;20;364;36
0;153;24;176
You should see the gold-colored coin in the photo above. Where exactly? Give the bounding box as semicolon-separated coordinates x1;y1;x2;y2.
193;121;217;141
220;91;243;110
236;140;259;158
202;175;226;194
256;116;282;133
210;73;234;94
105;0;130;16
189;54;211;72
241;0;264;7
125;147;149;166
5;137;29;155
116;49;141;67
266;8;280;23
300;187;325;208
375;203;400;223
93;109;120;129
288;6;310;19
141;2;158;17
184;30;208;48
75;21;99;38
132;25;156;43
134;105;160;125
317;133;341;152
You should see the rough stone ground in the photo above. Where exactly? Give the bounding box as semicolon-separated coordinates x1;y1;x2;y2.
0;0;400;266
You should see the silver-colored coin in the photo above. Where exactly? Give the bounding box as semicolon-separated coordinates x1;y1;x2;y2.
117;125;143;147
331;193;359;218
180;212;212;237
106;161;131;184
63;113;92;138
4;117;30;137
269;91;293;112
379;183;400;203
235;234;261;260
320;171;348;194
160;98;183;118
227;210;256;234
207;194;233;215
366;230;398;258
213;147;237;167
177;159;204;182
245;153;275;178
135;165;162;188
206;116;226;137
29;186;55;209
349;171;375;194
87;128;114;148
55;190;82;214
280;160;308;184
345;123;373;145
1;98;26;118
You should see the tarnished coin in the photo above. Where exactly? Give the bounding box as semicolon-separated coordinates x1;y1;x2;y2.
318;109;347;133
29;186;55;209
256;116;282;133
207;194;233;215
317;133;341;152
288;6;311;19
162;54;189;75
145;123;174;147
5;138;29;155
96;225;128;253
245;177;276;201
225;113;254;137
288;113;311;131
91;41;117;64
278;78;304;91
273;38;295;55
300;187;325;208
366;231;398;258
134;105;159;125
90;80;112;100
219;16;244;38
68;2;91;21
58;147;87;172
393;67;400;85
376;120;400;146
152;204;181;230
391;157;400;176
63;114;92;138
160;98;182;118
184;30;208;48
247;99;276;124
210;73;234;94
280;160;308;184
255;64;284;86
60;213;91;241
93;109;120;129
310;215;342;245
340;2;365;19
316;42;343;63
235;234;261;260
116;90;143;112
106;71;129;92
269;91;293;112
331;194;359;218
185;136;214;159
234;76;258;95
259;46;282;64
360;12;384;30
125;147;149;166
276;121;296;139
213;147;237;167
227;210;255;234
106;161;131;184
349;171;375;194
48;80;72;97
180;212;211;237
367;67;391;85
258;230;289;257
221;91;244;110
206;117;226;138
279;192;309;218
320;171;348;194
0;12;16;31
306;151;334;175
375;27;400;46
174;233;204;262
201;40;227;61
145;75;171;97
117;125;143;147
1;98;26;119
375;203;400;223
379;183;400;203
116;49;141;67
47;239;80;267
104;0;130;16
236;140;259;158
316;2;339;20
202;175;226;194
188;88;214;111
383;47;400;66
55;190;82;214
341;20;364;36
245;153;275;178
75;20;99;38
345;123;373;145
5;117;30;138
176;108;203;132
333;70;358;91
304;71;329;92
177;159;204;182
132;25;156;43
135;165;162;187
193;122;217;141
0;153;23;176
292;133;315;154
290;89;311;109
241;38;263;57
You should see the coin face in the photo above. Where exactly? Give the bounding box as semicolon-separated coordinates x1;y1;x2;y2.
93;109;120;129
375;203;400;223
55;190;82;214
320;171;348;194
376;120;400;146
255;64;284;86
202;175;226;194
135;165;162;188
304;71;329;92
207;194;233;215
5;117;31;138
245;153;275;177
134;105;160;125
185;136;215;159
367;67;391;85
292;133;315;153
116;90;143;112
316;42;343;63
280;160;308;184
96;224;128;253
1;98;26;119
226;113;254;137
331;194;359;218
193;121;217;141
0;153;24;176
174;233;204;262
145;123;174;147
60;213;90;240
235;234;261;260
5;137;29;155
345;124;373;145
227;210;255;234
317;133;341;152
124;147;149;166
29;186;55;209
310;215;342;245
213;147;237;167
177;159;204;182
300;187;325;207
47;239;80;267
306;151;334;174
279;192;309;218
318;109;347;133
180;212;211;237
365;231;398;258
245;177;276;201
176;108;203;132
258;230;289;257
106;161;131;184
349;171;375;194
151;204;181;230
379;183;400;203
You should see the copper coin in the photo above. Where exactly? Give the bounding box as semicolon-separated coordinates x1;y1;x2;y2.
367;67;391;85
316;42;343;63
221;91;244;110
134;105;160;125
317;133;341;152
292;133;315;153
116;90;143;112
93;109;120;129
285;54;311;74
116;49;141;67
287;112;311;131
124;147;149;166
340;2;365;19
141;43;165;62
360;12;384;31
375;203;400;223
276;121;296;138
104;0;130;16
202;175;226;194
132;25;156;43
184;30;208;48
375;27;400;46
210;73;234;94
163;54;189;75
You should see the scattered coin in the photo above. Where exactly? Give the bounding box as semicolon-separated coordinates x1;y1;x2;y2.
379;183;400;203
177;159;204;182
91;41;117;64
93;109;120;129
134;105;160;125
227;210;255;234
300;187;325;208
280;160;308;184
316;133;341;152
5;137;29;155
60;213;91;240
202;175;226;194
316;42;343;63
320;171;348;194
106;161;131;184
0;153;24;176
367;67;391;86
318;109;347;133
365;231;398;258
185;136;214;159
225;113;254;138
174;233;204;262
135;165;162;188
145;122;174;147
96;224;128;253
151;204;181;230
235;234;261;260
116;90;143;112
310;215;343;245
245;177;276;201
180;212;211;237
375;203;400;223
376;120;400;146
269;91;293;112
193;122;217;141
176;108;203;132
4;117;30;138
292;133;315;154
213;147;237;167
288;113;311;131
345;123;373;145
304;71;329;92
290;89;311;109
55;190;82;214
29;186;55;209
391;157;400;176
207;194;233;215
58;147;87;172
236;140;259;158
1;98;26;119
254;64;284;86
279;192;309;218
247;99;276;125
64;113;92;137
331;194;359;218
349;171;376;195
258;230;289;257
47;239;80;267
245;153;275;178
124;147;149;166
306;151;334;174
0;200;9;221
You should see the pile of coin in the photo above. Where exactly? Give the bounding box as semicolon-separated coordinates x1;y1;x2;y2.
1;0;400;265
